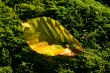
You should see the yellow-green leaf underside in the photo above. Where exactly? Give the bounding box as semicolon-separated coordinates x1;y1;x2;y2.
22;17;83;56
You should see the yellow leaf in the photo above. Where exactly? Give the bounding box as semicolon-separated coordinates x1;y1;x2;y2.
22;17;83;56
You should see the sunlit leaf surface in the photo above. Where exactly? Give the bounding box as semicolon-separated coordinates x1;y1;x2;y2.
22;17;83;56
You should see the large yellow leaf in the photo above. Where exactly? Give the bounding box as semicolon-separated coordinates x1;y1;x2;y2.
22;17;84;56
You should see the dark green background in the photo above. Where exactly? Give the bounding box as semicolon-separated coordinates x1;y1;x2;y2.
0;0;110;73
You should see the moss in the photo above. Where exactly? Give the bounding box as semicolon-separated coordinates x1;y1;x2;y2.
0;0;110;73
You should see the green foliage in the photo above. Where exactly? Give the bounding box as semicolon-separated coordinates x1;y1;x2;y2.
57;68;75;73
0;0;110;73
14;3;45;20
95;0;110;7
0;66;12;73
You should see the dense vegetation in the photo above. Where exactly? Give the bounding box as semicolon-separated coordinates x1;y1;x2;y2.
0;0;110;73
